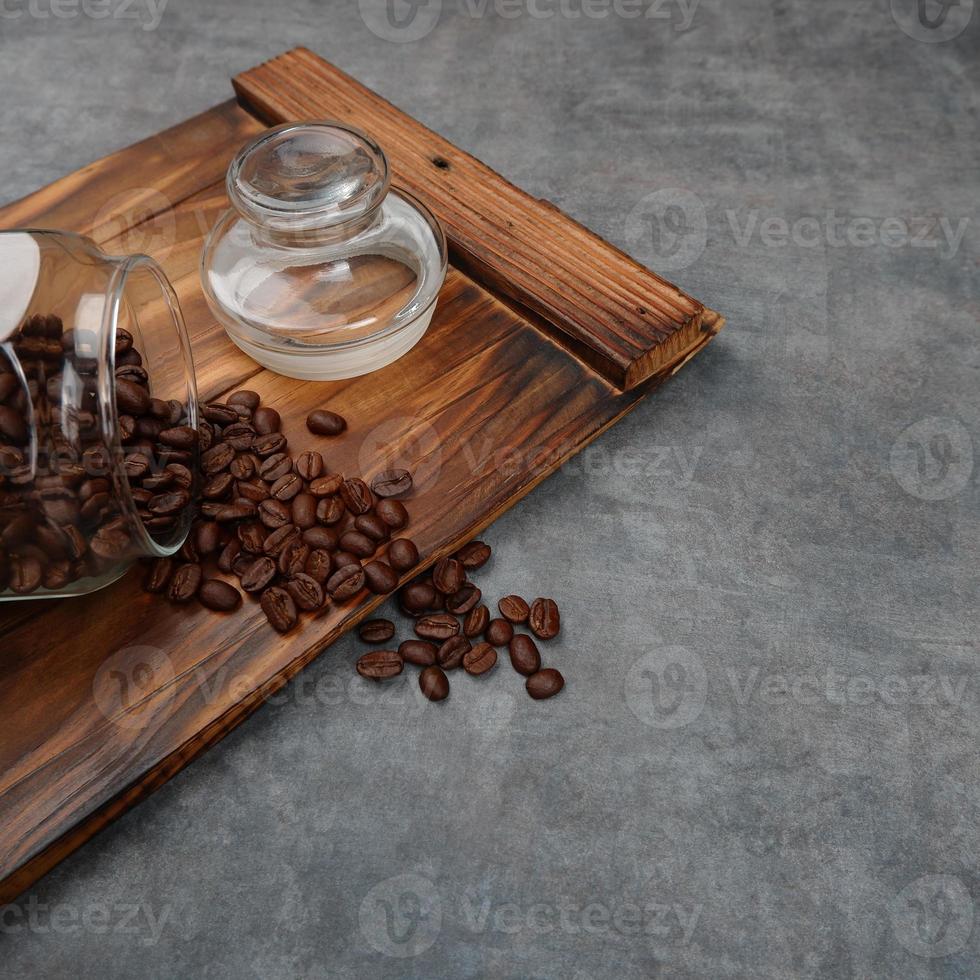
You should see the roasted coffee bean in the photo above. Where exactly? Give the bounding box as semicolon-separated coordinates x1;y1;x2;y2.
387;537;419;573
526;668;564;700
199;579;242;612
168;562;202;602
261;586;297;633
415;613;460;642
149;490;190;516
339;530;376;558
446;583;481;616
231;552;254;577
419;666;449;701
285;573;323;611
263;523;300;557
238;521;267;554
144;558;174;593
43;560;73;590
217;538;241;573
432;557;465;595
252;406;281;435
9;555;43;594
194;520;221;555
463;604;490;638
399;639;438;667
363;560;398;594
356;649;402;680
212;501;257;522
222;423;256;452
359;618;395;643
291;493;317;530
178;537;200;563
374;498;408;530
302;526;338;551
370;469;412;498
354;513;388;542
315;495;345;525
115;377;151;415
308;473;343;497
529;597;560;640
455;540;491;570
499;595;530;623
229;454;255;480
158;425;198;449
486;618;514;647
258;497;292;529
202;472;234;500
401;580;437;614
295;450;323;481
327;562;365;600
304;548;333;584
270;473;303;501
437;635;471;669
198;421;214;452
240;556;277;593
463;642;497;676
201;442;235;474
202;403;239;426
141;472;173;492
124;452;151;480
252;432;287;457
236;480;269;503
79;477;111;502
340;478;372;515
306;409;346;436
165;463;194;491
259;453;292;481
333;550;361;569
227;389;260;411
278;539;310;578
508;634;541;676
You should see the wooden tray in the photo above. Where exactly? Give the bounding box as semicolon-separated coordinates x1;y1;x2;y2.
0;48;723;902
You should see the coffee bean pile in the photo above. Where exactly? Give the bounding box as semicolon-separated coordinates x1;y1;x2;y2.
142;390;419;634
355;541;565;702
0;315;193;594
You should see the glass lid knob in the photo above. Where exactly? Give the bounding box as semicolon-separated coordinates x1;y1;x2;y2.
227;121;391;233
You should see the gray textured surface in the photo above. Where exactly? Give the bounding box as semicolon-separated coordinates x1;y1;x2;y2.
1;1;979;977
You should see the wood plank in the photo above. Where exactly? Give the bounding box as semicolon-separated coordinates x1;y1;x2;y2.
233;48;714;391
0;52;723;902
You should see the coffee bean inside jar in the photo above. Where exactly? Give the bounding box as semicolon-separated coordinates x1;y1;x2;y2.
0;232;200;599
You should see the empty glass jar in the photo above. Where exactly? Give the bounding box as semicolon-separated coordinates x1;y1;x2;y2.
200;121;447;380
0;230;199;599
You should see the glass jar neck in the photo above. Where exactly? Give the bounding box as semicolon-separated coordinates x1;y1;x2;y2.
241;206;384;248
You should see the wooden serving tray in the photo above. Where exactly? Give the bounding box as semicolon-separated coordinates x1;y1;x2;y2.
0;48;723;902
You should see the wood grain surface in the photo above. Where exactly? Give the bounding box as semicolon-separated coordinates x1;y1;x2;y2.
233;48;716;391
0;50;723;903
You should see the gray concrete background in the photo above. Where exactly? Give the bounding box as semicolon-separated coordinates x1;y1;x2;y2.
1;0;978;977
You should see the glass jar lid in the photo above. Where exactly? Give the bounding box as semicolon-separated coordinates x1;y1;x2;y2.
227;122;391;234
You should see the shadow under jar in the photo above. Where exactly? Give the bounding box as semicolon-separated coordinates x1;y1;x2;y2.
0;230;199;599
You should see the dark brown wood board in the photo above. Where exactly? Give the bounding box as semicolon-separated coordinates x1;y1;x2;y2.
0;48;724;903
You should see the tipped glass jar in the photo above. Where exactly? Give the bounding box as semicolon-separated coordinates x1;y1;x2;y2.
0;230;199;599
200;121;447;380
